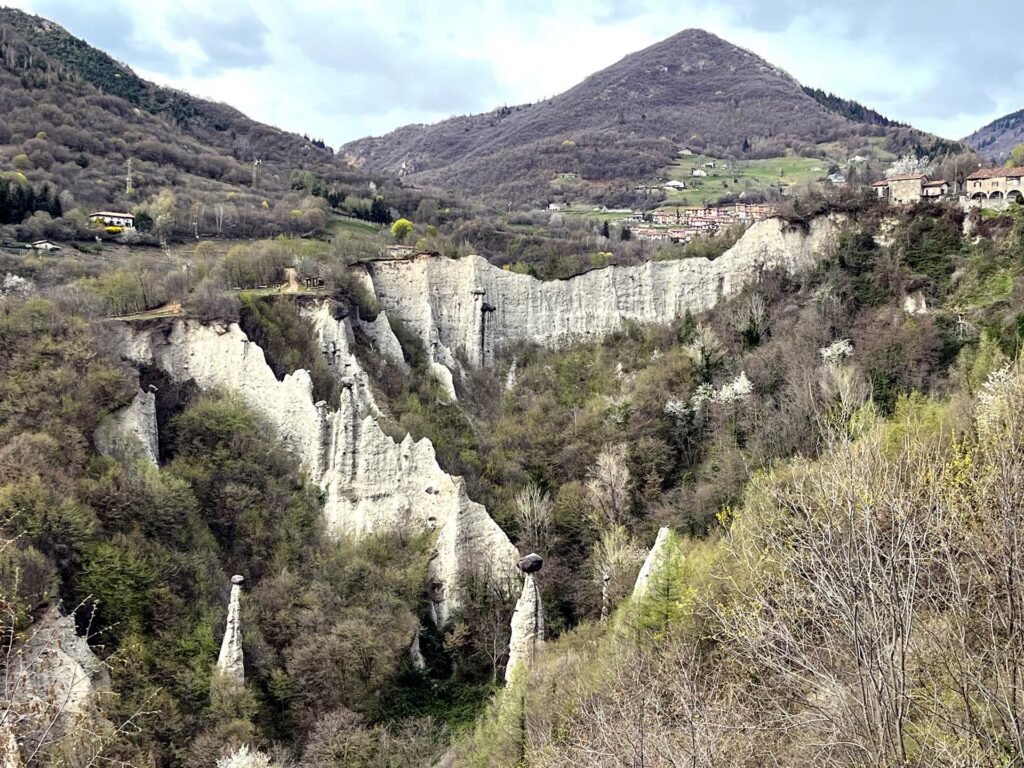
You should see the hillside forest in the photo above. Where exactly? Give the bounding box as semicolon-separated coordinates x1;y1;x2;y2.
5;181;1024;767
5;6;1024;768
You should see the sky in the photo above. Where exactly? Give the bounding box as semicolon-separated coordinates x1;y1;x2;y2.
4;0;1023;148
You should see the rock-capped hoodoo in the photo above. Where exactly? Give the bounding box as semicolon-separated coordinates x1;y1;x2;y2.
216;575;245;683
506;555;545;683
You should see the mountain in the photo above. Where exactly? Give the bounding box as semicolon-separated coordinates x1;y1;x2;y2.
0;9;418;239
341;29;936;201
0;8;334;173
965;108;1024;161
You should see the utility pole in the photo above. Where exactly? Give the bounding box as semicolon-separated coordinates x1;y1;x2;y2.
251;157;262;190
125;158;133;196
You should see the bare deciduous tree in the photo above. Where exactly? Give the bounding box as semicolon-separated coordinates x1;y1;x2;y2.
514;483;553;554
585;444;631;530
592;526;643;621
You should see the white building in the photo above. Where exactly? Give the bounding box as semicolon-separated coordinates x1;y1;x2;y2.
89;211;135;229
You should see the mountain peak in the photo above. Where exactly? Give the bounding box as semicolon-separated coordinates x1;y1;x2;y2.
341;29;879;200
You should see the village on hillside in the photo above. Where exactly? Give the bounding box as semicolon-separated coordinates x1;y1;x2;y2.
555;151;1024;247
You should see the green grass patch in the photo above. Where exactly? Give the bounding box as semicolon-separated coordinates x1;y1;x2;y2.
328;216;381;235
660;153;826;207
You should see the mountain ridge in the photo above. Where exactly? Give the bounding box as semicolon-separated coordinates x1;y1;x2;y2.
0;8;441;241
965;107;1024;161
0;7;332;168
341;28;939;201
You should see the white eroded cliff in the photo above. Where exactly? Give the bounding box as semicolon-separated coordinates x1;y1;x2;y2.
94;388;159;466
633;526;673;599
114;308;519;626
365;216;840;373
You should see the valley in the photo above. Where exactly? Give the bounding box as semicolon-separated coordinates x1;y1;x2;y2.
1;6;1024;768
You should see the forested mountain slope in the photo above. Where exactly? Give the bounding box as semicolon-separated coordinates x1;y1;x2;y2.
341;29;943;201
0;9;435;242
965;106;1024;162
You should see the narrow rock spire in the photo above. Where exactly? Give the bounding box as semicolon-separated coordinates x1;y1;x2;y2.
506;554;545;683
409;630;427;672
216;575;245;682
633;527;671;599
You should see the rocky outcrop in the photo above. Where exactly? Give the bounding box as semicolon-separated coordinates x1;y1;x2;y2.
360;312;409;373
365;217;840;376
506;574;544;683
633;527;673;599
307;305;519;625
217;575;245;682
903;292;928;316
8;605;111;759
94;388;159;466
113;307;519;626
110;220;837;628
409;631;427;672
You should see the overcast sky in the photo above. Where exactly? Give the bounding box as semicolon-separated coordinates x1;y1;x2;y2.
5;0;1023;147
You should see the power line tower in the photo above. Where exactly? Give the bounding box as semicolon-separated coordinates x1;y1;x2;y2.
251;157;262;190
125;158;134;196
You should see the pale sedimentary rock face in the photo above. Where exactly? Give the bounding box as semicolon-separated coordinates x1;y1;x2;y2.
506;574;544;683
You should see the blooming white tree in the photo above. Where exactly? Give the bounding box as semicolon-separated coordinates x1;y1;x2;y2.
215;744;275;768
714;372;753;404
886;154;930;178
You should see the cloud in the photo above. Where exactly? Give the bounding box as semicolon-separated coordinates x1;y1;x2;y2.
285;10;501;115
29;0;184;74
166;10;272;74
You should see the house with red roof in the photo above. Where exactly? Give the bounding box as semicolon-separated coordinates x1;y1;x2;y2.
964;167;1024;204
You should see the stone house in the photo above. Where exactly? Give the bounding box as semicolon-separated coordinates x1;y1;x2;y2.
873;174;950;204
964;166;1024;204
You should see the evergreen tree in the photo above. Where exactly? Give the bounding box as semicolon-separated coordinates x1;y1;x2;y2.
369;196;392;225
634;532;689;634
